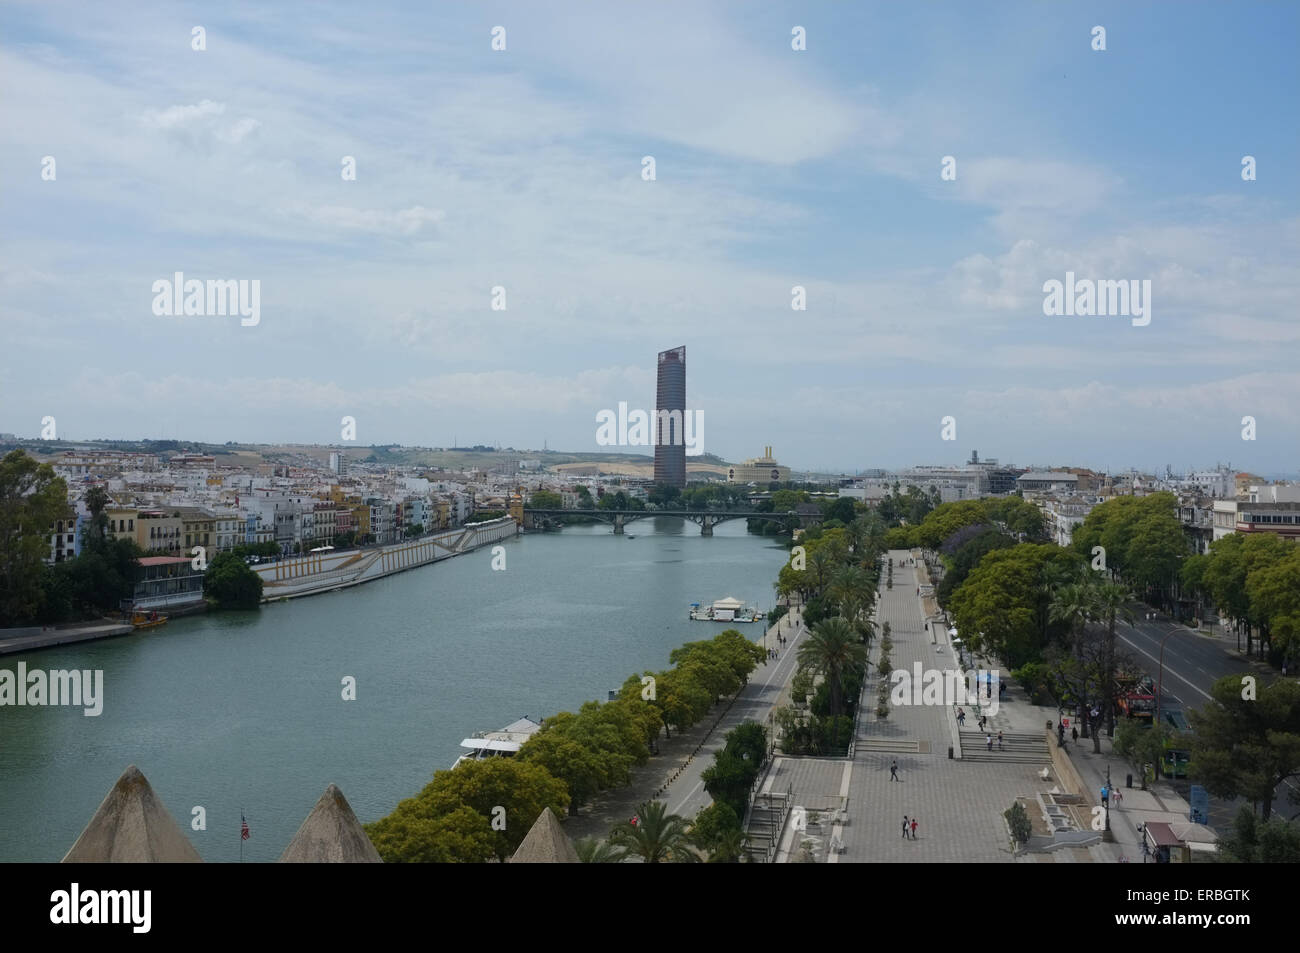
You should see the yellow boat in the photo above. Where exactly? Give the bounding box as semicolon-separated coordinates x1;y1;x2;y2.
131;612;169;630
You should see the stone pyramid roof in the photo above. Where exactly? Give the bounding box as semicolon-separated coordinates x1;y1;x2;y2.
510;807;579;863
62;764;202;863
278;784;382;863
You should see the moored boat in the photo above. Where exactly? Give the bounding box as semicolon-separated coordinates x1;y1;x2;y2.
689;596;765;623
452;716;542;768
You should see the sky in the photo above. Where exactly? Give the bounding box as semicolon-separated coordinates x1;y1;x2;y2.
1;1;1297;476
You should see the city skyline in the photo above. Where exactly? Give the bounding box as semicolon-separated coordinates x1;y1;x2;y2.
2;3;1296;472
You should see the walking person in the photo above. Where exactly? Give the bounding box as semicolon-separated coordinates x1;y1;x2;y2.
1071;725;1078;743
890;760;899;781
997;731;1004;751
910;817;918;840
902;816;909;839
957;708;966;727
986;733;993;751
979;714;986;732
1113;788;1122;807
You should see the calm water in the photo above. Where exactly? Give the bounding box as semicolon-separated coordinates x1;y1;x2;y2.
0;520;785;861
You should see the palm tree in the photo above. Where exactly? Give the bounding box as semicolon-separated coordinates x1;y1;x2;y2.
708;827;750;863
575;836;625;863
808;546;835;597
797;617;869;750
1092;582;1135;749
829;566;871;610
608;801;701;863
1049;578;1097;735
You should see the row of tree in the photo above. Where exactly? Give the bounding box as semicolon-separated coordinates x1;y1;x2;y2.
365;629;765;861
770;516;884;755
1183;533;1300;664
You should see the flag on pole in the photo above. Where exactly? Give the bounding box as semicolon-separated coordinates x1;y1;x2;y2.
241;813;250;840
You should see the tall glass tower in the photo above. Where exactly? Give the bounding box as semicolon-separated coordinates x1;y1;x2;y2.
654;346;687;488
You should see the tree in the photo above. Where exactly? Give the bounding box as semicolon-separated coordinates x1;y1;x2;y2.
1215;806;1300;863
203;551;264;609
1189;676;1300;820
689;801;743;857
407;758;570;861
83;485;111;546
516;731;607;816
529;490;564;509
1246;546;1300;667
365;804;496;863
796;617;868;750
1092;581;1136;746
1004;802;1032;845
0;450;68;624
575;836;625;863
1113;717;1169;791
948;544;1078;669
608;801;700;863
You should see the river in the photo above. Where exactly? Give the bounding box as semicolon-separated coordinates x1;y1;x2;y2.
0;519;786;861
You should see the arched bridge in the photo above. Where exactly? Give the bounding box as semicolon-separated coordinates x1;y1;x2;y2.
521;508;797;536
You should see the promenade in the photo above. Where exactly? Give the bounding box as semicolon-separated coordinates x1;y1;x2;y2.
0;621;134;657
563;604;807;842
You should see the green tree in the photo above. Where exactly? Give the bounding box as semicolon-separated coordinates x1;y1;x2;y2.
529;490;564;509
516;731;607;816
415;758;570;861
796;617;868;750
689;801;743;856
948;544;1077;668
1215;806;1300;863
1004;802;1032;845
1092;581;1135;746
366;804;496;863
0;450;68;624
203;551;264;609
1189;675;1300;820
608;800;700;863
1113;717;1170;790
575;836;625;863
1246;546;1300;667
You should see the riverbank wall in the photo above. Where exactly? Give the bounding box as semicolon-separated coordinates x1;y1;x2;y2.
254;517;519;602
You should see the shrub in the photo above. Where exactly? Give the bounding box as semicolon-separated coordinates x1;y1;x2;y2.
1004;802;1032;845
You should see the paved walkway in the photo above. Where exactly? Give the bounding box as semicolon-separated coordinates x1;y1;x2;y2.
0;621;134;656
563;605;808;842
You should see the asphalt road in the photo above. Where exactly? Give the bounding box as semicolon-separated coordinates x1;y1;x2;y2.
1111;610;1298;824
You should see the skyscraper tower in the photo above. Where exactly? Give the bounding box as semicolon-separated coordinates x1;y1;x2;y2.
654;346;687;488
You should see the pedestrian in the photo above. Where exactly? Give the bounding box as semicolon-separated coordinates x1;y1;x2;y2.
910;817;918;840
986;733;993;751
902;815;909;839
1071;726;1078;743
957;708;966;727
979;715;986;732
1100;786;1109;808
997;731;1004;751
1113;788;1123;806
890;760;899;781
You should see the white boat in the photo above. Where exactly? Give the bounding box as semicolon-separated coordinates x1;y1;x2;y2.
453;716;542;768
689;596;765;623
